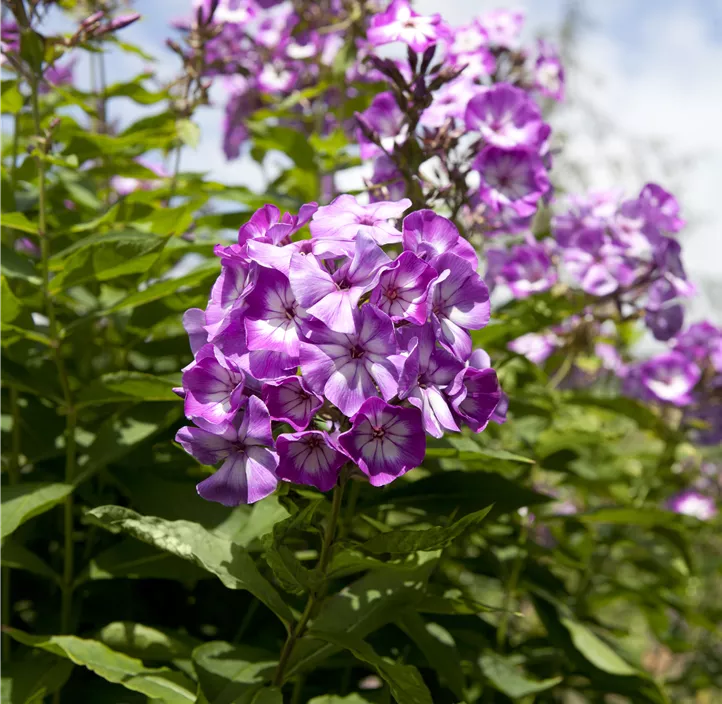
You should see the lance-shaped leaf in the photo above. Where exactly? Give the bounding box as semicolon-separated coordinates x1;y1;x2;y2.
85;506;293;626
192;641;277;704
361;505;492;555
4;629;196;703
285;552;439;679
397;613;465;699
479;653;562;698
308;631;433;704
1;483;74;539
1;539;61;585
0;650;74;703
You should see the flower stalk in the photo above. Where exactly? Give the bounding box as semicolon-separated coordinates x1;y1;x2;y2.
273;470;348;688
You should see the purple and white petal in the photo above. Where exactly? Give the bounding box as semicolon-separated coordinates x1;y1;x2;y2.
338;398;426;486
262;376;323;431
276;431;347;492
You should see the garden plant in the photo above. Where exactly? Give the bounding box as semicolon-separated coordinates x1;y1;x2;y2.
1;0;721;702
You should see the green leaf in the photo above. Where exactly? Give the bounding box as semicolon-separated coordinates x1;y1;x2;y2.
177;119;201;148
1;81;23;114
308;697;373;704
1;539;60;585
192;641;277;704
87;539;209;584
0;651;73;704
398;613;465;699
559;618;637;677
1;245;39;283
286;553;439;678
1;277;27;326
479;653;562;698
563;393;672;437
250;688;282;704
83;403;181;473
309;631;433;704
104;259;218;313
48;231;164;293
362;470;550;517
1;483;73;539
262;500;323;595
0;354;63;403
5;629;196;703
77;371;180;406
2;213;37;234
574;507;677;527
85;506;294;626
97;622;200;661
249;124;316;169
361;506;491;555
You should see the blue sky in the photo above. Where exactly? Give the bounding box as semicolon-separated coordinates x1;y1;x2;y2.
37;1;722;316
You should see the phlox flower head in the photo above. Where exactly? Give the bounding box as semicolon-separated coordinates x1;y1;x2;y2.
176;197;499;506
367;0;449;52
667;491;717;521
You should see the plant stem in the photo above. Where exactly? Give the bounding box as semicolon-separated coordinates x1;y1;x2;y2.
496;520;528;652
16;4;78;636
2;389;23;660
273;472;348;687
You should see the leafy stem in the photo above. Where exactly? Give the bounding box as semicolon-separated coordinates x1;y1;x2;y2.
496;517;529;653
13;0;77;635
273;468;349;688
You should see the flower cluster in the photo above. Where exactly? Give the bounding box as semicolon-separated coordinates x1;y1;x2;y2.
177;0;352;159
175;196;502;505
356;4;561;223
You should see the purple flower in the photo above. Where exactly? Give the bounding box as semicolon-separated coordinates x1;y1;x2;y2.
562;230;629;297
194;0;255;26
465;84;548;149
430;253;491;360
674;322;722;369
638;351;701;406
402;210;478;269
243;267;303;374
356;92;406;160
478;9;524;48
222;76;260;160
369;155;406;203
299;304;399;417
487;242;557;298
533;40;565;101
397;324;463;437
182;344;246;430
183;308;208;355
290;232;390;334
14;237;40;259
449;365;502;432
339;398;425;486
508;332;558;365
310;194;411;257
370;251;436;324
420;77;478;129
261;376;323;431
473;146;550;217
177;396;279;506
367;0;447;52
639;183;684;233
447;21;489;57
40;58;76;94
667;490;717;521
204;257;255;339
276;431;347;492
645;278;684;342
